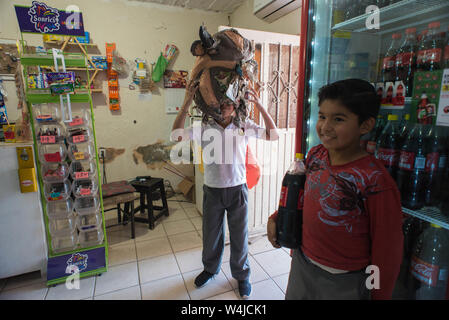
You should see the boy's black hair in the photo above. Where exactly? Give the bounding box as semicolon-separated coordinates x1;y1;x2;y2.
318;79;381;124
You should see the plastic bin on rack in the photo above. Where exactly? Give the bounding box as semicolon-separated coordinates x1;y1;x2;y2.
51;229;78;253
41;162;69;182
77;210;102;231
70;159;97;180
46;198;74;219
66;126;92;144
32;103;61;124
48;213;77;236
38;143;67;163
78;227;104;248
44;178;71;201
36;123;65;144
74;195;100;215
72;178;98;198
67;141;96;162
66;108;91;129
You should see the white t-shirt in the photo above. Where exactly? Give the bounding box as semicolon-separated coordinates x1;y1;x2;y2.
172;119;265;188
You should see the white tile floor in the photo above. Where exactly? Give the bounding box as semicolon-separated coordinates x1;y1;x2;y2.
0;194;292;300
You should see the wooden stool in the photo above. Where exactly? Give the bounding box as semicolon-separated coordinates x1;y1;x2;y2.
102;181;140;239
103;192;139;238
130;177;169;229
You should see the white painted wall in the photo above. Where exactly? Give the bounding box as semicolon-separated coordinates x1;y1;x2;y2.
230;0;301;35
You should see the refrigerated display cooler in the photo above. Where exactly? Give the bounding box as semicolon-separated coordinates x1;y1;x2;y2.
295;0;449;299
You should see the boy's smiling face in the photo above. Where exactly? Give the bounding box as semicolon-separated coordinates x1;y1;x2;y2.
316;99;371;155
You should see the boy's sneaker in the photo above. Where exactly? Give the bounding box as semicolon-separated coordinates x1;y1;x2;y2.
194;270;214;288
238;280;251;299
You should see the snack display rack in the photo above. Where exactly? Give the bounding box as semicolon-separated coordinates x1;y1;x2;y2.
19;32;108;286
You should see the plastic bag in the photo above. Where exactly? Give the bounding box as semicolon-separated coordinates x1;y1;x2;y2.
152;53;168;83
246;145;260;189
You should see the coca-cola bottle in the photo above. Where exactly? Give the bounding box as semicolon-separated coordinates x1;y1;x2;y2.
398;113;412;146
375;114;401;180
408;223;449;300
382;33;402;82
444;26;449;68
417;22;444;71
425;126;447;207
395;28;417;97
396;123;428;210
416;30;429;72
366;115;385;155
276;153;306;249
394;216;427;299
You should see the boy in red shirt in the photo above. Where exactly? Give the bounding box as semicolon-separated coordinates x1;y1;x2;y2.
268;79;403;300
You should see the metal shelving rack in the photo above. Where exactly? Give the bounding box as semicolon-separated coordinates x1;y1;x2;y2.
402;207;449;230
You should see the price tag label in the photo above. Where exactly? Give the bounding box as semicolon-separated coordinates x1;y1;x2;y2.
74;152;85;160
75;172;89;179
69;118;84;126
80;188;91;196
44;152;61;162
73;135;85;143
40;136;56;144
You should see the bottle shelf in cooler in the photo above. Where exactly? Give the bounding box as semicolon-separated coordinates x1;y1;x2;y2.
402;206;449;230
332;0;449;35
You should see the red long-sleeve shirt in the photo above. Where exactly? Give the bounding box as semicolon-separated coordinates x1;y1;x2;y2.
272;144;403;300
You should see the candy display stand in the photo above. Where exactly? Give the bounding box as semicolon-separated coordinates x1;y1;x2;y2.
19;32;108;286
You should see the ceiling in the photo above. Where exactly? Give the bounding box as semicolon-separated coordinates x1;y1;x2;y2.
131;0;247;14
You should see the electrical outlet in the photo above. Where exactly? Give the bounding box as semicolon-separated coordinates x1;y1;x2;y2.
100;148;106;159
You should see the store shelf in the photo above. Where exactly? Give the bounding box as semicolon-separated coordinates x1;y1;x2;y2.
0;141;34;147
20;53;87;68
332;0;449;35
403;206;449;230
44;41;98;47
26;92;90;104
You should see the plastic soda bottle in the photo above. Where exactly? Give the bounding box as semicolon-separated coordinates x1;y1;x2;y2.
276;153;306;249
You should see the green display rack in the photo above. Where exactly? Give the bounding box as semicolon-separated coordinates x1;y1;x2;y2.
19;35;109;286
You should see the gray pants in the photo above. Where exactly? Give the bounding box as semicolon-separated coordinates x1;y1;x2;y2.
285;249;370;300
202;184;250;281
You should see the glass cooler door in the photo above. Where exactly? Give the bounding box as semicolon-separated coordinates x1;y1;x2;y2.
300;0;449;153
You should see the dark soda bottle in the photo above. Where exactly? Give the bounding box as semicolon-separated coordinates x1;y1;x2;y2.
417;22;444;71
416;30;428;72
382;33;402;82
366;115;384;155
375;114;401;180
276;153;306;249
408;223;449;300
394;216;427;299
395;28;417;97
425;126;447;207
396;123;428;210
438;129;449;216
398;113;411;146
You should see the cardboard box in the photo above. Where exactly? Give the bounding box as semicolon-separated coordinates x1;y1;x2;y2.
411;70;444;125
436;68;449;127
178;176;195;202
3;124;15;143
